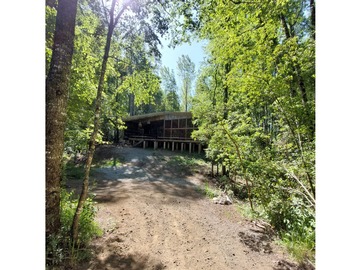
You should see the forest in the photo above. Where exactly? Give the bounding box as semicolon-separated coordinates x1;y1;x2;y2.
46;0;315;269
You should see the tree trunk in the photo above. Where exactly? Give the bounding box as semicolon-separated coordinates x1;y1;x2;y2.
280;14;308;105
223;62;230;120
129;93;135;115
71;0;128;244
71;22;115;245
221;124;254;211
46;0;78;238
296;65;308;105
310;0;315;40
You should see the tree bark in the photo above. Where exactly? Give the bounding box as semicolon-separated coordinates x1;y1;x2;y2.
46;0;78;238
185;80;188;112
129;93;135;115
280;14;308;105
310;0;315;40
223;62;230;120
221;124;254;211
71;22;115;245
71;0;128;244
46;0;57;8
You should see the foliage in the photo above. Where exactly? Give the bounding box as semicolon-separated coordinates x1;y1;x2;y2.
64;161;85;180
118;69;161;108
160;66;181;111
167;154;206;170
46;189;102;266
65;1;105;153
58;0;180;152
184;0;315;264
201;182;219;199
46;0;316;265
177;54;196;111
45;5;57;73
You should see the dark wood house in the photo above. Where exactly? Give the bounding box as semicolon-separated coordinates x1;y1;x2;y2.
123;112;202;153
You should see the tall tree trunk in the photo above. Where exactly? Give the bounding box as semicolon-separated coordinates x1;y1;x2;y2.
71;0;128;244
71;23;115;245
310;0;315;40
129;93;135;115
280;14;291;40
280;14;308;105
296;65;308;105
46;0;78;238
185;80;188;112
223;62;230;120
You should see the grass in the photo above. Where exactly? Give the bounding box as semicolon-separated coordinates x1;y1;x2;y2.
201;182;219;198
235;201;267;221
166;153;208;173
46;190;102;267
281;238;315;264
92;156;125;168
235;200;315;265
65;163;85;179
64;153;125;181
279;229;315;264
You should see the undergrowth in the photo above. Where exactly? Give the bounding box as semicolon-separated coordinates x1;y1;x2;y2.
167;154;207;170
92;154;125;168
46;189;102;267
201;182;219;198
207;174;315;266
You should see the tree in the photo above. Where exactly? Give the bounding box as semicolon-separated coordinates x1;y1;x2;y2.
46;0;78;238
70;0;171;244
70;0;130;245
187;0;315;261
176;54;195;112
65;1;106;154
118;69;162;114
160;66;180;111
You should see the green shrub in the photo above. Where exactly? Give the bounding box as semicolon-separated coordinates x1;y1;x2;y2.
46;189;102;266
202;182;219;198
263;194;315;263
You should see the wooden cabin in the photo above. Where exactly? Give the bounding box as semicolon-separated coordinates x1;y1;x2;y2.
123;112;202;153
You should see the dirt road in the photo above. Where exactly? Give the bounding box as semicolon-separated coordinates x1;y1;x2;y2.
70;146;300;270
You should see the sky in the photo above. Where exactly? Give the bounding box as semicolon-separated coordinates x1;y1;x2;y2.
158;38;208;85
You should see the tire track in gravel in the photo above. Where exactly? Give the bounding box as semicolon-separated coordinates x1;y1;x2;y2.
73;146;299;270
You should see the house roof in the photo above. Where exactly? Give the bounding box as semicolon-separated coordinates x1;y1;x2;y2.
123;111;192;123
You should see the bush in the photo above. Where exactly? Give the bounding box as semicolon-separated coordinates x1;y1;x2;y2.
263;194;315;263
46;189;102;266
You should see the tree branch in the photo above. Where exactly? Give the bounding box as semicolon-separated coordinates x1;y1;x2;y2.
282;166;315;205
101;0;110;26
276;185;315;208
220;122;255;212
114;2;130;26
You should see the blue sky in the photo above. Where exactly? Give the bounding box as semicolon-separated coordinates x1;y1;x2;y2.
159;38;208;85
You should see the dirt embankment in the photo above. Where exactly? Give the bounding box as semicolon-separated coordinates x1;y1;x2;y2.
67;145;310;270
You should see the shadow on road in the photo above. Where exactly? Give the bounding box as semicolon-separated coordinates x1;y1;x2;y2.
78;250;165;270
66;146;207;205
